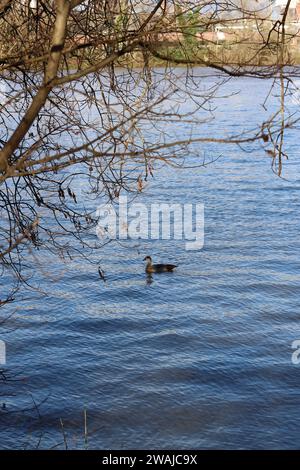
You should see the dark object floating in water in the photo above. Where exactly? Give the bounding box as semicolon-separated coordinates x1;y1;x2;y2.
143;256;177;274
98;266;106;282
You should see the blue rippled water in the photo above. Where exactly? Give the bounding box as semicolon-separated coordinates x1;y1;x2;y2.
1;70;300;449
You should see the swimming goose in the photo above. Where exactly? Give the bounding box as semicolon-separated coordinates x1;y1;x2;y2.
143;256;177;274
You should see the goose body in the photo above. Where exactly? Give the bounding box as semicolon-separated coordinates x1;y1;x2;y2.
143;256;177;274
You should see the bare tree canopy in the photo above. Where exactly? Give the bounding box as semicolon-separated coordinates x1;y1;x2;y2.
0;0;299;305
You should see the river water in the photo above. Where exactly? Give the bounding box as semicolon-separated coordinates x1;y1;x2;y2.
1;69;300;449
